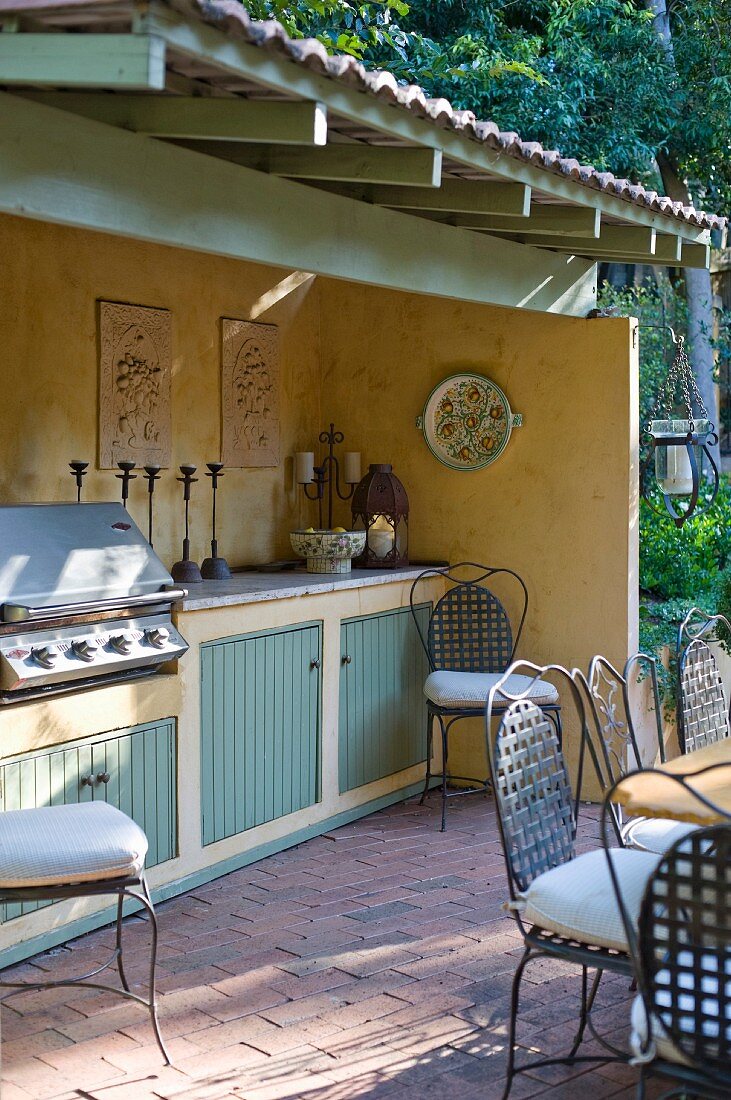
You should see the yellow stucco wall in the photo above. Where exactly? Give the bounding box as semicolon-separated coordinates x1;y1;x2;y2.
318;280;639;778
0;213;637;779
0;213;321;569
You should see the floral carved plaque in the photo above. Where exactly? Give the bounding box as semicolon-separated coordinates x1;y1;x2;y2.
98;301;172;468
221;319;280;468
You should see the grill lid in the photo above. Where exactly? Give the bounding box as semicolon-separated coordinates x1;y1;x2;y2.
0;503;174;610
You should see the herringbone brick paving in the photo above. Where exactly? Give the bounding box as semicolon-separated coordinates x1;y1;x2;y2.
0;793;663;1099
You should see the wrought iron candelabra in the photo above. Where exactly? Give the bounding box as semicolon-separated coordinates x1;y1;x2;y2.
295;424;361;529
115;461;137;511
201;463;232;580
143;465;161;546
171;465;203;583
69;460;89;502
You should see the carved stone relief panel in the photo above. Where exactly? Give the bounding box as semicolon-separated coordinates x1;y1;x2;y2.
221;319;280;468
98;301;172;468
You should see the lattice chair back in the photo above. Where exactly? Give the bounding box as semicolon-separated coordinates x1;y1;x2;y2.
636;825;731;1073
489;687;576;894
410;563;527;674
584;654;664;804
679;636;730;754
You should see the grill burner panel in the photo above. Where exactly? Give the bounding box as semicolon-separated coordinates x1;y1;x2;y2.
0;613;187;692
0;503;188;703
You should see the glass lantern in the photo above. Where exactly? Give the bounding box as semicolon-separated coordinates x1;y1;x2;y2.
351;464;409;568
650;419;712;496
641;332;719;527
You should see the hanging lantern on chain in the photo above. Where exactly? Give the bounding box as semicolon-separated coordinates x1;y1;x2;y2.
640;331;719;527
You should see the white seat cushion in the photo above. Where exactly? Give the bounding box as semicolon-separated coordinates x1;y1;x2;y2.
0;802;148;887
630;951;731;1066
622;816;698;855
424;670;559;709
519;848;660;952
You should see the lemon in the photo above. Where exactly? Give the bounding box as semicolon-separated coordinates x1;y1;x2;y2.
332;526;347;533
304;527;315;533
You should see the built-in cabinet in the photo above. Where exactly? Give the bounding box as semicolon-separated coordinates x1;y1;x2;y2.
0;718;178;924
338;604;430;792
200;622;322;845
0;570;442;966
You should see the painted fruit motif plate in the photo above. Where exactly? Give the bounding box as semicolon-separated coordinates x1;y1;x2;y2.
419;373;521;471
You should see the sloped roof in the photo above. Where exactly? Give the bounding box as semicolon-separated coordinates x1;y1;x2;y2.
178;0;723;231
0;0;725;239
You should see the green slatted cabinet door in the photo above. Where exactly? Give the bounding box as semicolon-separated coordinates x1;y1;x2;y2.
200;622;321;846
339;604;430;792
0;719;177;925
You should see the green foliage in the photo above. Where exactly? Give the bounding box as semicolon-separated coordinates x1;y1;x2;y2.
640;481;731;602
243;1;731;212
595;280;731;699
716;569;731;655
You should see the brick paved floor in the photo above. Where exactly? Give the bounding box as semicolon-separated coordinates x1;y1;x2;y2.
0;793;664;1100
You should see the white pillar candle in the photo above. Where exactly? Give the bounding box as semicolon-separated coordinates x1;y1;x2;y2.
344;452;361;485
295;452;315;484
369;515;395;558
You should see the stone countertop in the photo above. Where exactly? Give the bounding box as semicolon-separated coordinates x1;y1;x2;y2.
176;565;442;611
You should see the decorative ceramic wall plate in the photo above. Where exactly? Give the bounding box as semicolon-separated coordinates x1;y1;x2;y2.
417;373;522;471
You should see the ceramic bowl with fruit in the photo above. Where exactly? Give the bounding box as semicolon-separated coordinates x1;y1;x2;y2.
290;528;366;574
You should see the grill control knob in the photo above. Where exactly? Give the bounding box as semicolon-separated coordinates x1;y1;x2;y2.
32;645;59;669
145;626;170;650
109;633;134;655
72;638;99;663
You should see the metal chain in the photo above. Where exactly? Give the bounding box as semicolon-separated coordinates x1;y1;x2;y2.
646;334;710;432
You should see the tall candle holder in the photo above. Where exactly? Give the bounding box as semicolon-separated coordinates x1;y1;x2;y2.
295;424;361;530
143;465;161;546
115;461;137;510
69;460;89;502
171;465;203;583
201;463;232;580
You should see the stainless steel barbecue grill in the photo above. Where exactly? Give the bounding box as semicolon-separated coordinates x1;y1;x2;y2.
0;503;188;703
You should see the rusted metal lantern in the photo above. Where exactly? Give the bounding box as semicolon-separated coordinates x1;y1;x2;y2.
351;464;409;568
640;331;719;528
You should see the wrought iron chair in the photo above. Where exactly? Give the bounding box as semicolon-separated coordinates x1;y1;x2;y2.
487;662;660;1098
677;607;731;754
602;774;731;1099
581;654;696;854
410;563;561;831
0;801;170;1064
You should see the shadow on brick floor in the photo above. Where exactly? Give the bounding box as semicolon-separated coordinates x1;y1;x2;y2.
0;793;665;1100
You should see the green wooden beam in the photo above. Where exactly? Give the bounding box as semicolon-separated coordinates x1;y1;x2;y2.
0;34;166;89
139;1;710;245
451;206;601;237
492;226;657;255
681;241;711;269
653;233;683;264
189;142;443;186
364;180;531;216
0;93;597;316
19;93;328;145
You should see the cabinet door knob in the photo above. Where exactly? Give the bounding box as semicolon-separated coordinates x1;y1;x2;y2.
310;658;321;670
342;655;352;665
96;772;111;784
80;774;95;787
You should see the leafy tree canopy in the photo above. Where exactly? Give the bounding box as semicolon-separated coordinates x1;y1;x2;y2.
243;0;731;212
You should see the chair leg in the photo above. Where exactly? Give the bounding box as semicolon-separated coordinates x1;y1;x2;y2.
136;876;171;1067
115;892;131;993
567;965;589;1058
636;1067;646;1100
502;946;531;1100
420;711;433;805
439;716;449;832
